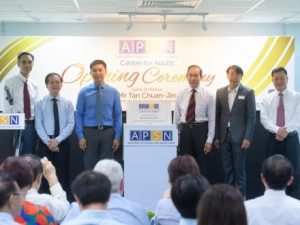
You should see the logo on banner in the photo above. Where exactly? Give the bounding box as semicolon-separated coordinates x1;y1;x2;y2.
119;40;175;54
130;130;173;142
139;103;159;109
0;115;19;125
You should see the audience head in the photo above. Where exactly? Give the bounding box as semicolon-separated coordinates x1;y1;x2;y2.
0;172;22;216
261;154;293;190
93;159;123;194
22;154;43;184
197;184;247;225
71;171;111;209
171;174;209;219
168;155;200;185
0;156;33;191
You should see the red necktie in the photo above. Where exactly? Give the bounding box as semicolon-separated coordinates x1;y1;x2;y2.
186;89;196;123
23;80;31;120
276;93;285;127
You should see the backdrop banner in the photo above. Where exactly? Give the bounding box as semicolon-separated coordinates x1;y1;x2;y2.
0;36;295;110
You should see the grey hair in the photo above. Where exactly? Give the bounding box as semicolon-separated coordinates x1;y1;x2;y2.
93;159;123;193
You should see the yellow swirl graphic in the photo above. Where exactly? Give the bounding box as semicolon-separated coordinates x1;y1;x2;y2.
242;36;294;95
0;36;54;81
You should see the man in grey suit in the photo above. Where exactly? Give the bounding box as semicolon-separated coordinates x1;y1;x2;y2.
214;65;256;197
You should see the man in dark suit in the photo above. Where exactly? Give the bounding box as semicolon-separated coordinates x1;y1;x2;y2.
214;65;256;197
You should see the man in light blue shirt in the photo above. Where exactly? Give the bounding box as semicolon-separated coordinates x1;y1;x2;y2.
62;171;124;225
171;174;209;225
63;159;150;225
35;72;74;194
75;59;122;170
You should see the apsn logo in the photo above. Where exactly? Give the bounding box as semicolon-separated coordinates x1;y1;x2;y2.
139;103;159;109
0;115;19;125
119;40;175;54
130;130;173;141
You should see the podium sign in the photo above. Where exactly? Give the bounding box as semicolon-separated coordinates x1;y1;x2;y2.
0;113;25;130
126;101;171;125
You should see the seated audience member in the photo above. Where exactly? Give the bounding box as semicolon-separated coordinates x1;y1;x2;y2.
171;174;209;225
62;171;124;225
63;159;149;225
0;172;23;225
0;156;56;225
23;154;70;222
245;154;300;225
197;184;247;225
153;155;200;225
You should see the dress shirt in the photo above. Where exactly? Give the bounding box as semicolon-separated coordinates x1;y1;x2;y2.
179;218;197;225
153;198;180;225
26;184;70;222
75;83;122;140
62;209;125;225
4;73;38;119
228;85;239;111
174;85;215;143
260;89;300;133
35;95;74;144
0;212;22;225
245;189;300;225
62;193;149;225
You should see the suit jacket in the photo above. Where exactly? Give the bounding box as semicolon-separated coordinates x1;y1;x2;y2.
215;84;256;144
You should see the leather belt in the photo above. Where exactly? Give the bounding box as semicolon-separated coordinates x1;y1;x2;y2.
180;122;207;129
25;120;35;124
85;126;113;131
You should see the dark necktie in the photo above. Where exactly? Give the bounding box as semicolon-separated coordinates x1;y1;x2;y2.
96;86;103;125
52;98;60;137
276;93;285;127
186;89;196;123
23;80;31;120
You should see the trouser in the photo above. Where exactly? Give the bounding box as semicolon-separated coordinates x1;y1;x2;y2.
83;126;114;170
178;121;209;178
19;121;38;155
266;131;300;199
221;129;246;197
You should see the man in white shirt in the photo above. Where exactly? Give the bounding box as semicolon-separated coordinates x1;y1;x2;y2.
174;65;215;178
23;155;70;223
3;52;38;155
260;66;300;199
245;154;300;225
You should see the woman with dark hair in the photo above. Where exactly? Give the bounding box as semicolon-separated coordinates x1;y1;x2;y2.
0;156;56;225
197;184;247;225
153;155;201;225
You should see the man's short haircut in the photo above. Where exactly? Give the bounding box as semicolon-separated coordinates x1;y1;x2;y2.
17;52;34;62
90;59;107;70
226;65;243;76
168;155;200;185
22;154;43;182
171;174;209;219
271;66;288;77
197;184;247;225
93;159;123;193
0;156;33;189
71;171;111;207
0;172;19;208
262;154;293;190
45;72;63;85
186;65;202;77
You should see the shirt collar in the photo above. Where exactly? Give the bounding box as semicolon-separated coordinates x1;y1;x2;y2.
275;88;288;96
47;95;61;101
93;82;106;89
188;85;201;92
17;73;28;82
228;84;240;93
264;189;286;197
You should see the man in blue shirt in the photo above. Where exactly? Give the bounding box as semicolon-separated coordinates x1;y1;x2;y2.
75;59;122;170
35;72;74;194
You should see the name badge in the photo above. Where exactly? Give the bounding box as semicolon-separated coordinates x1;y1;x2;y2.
238;95;245;100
